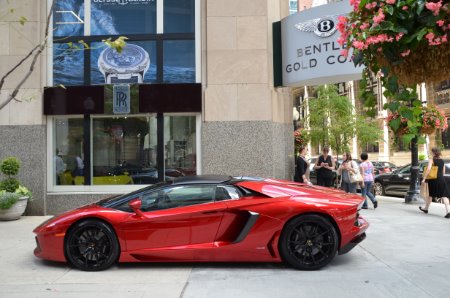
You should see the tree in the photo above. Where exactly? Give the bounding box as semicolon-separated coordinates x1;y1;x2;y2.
0;0;127;111
306;85;380;158
0;0;54;111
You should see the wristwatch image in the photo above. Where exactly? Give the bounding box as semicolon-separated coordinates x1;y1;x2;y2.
98;44;150;84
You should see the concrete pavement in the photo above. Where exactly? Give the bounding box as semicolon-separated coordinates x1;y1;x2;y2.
1;196;449;298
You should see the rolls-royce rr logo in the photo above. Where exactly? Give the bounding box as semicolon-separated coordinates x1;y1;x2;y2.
294;15;340;37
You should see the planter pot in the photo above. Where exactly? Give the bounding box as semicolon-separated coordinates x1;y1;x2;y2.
0;196;28;221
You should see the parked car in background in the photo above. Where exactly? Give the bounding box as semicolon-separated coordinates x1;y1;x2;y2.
373;160;450;198
371;161;397;176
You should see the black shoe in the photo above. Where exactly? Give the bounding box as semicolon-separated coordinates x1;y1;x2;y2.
374;201;378;209
445;213;450;218
419;207;428;214
361;206;368;209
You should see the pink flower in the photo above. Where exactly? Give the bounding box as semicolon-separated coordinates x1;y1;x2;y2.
373;9;385;25
425;1;442;16
437;20;445;27
402;6;408;10
359;23;370;30
396;33;404;41
442;34;448;43
350;0;361;10
400;49;411;57
352;40;366;50
341;49;349;57
425;32;435;41
386;0;396;4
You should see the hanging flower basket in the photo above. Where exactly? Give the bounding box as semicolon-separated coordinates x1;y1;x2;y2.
420;126;436;135
375;43;450;86
386;105;448;136
338;0;450;85
294;128;309;152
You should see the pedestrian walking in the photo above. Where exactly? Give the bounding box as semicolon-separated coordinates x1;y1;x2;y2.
296;146;311;184
359;152;378;209
337;152;359;193
420;147;450;218
314;146;335;187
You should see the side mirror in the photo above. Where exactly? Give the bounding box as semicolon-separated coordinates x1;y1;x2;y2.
129;198;145;217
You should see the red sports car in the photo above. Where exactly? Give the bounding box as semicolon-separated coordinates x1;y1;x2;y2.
34;175;369;271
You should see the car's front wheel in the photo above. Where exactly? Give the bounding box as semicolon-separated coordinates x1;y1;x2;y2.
373;182;385;196
65;219;120;271
279;214;339;270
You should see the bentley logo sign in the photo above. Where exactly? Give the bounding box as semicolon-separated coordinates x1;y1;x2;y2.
294;15;340;38
280;1;362;87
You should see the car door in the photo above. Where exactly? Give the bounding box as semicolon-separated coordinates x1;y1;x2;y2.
385;165;411;195
120;184;227;255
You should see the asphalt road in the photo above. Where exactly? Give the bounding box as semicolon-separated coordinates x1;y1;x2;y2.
1;196;449;298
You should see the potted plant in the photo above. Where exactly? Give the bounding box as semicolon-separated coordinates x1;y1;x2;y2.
0;157;32;220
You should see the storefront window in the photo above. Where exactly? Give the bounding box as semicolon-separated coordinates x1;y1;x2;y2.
92;116;158;185
91;0;156;35
53;118;84;185
164;0;195;33
53;43;85;86
442;119;450;149
53;0;84;37
163;40;195;83
164;115;197;177
91;41;157;85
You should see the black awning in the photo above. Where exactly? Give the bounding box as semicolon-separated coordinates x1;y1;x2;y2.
44;83;202;115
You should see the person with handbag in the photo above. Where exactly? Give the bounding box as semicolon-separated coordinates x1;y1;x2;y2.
337;152;359;193
359;152;378;209
420;147;450;218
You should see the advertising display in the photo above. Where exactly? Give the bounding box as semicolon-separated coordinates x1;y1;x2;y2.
281;1;363;87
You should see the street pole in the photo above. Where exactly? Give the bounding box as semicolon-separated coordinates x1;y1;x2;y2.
405;136;421;203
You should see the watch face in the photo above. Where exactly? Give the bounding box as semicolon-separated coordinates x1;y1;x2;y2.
98;43;150;83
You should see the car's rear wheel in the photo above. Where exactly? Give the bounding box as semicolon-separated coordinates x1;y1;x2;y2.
373;182;385;196
279;214;339;270
65;219;119;271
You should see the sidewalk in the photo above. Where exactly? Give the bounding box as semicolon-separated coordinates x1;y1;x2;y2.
0;196;449;298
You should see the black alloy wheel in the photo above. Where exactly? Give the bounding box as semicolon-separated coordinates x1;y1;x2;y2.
373;182;385;196
65;219;120;271
279;214;339;270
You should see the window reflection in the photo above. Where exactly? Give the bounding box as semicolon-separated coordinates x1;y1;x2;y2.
164;115;197;177
93;116;157;185
53;118;84;185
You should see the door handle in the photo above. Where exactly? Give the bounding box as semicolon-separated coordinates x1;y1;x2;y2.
203;211;219;215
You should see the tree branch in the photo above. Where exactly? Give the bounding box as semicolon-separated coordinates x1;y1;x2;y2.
0;0;55;111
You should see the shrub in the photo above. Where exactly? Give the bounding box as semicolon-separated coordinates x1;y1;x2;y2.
0;178;20;193
0;192;21;210
0;157;20;176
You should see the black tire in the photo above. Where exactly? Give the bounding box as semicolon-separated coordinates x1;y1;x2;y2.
65;219;120;271
279;214;339;270
373;181;385;196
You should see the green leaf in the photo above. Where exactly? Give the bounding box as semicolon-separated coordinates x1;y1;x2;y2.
390;117;401;131
401;109;414;120
352;51;363;66
387;101;400;112
402;133;415;144
416;0;425;16
19;16;27;26
385;5;394;15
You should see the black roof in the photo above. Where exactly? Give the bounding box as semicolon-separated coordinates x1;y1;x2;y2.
172;175;233;185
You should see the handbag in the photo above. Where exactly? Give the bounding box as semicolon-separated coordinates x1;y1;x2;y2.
349;161;363;183
349;171;363;183
420;181;429;199
426;161;438;180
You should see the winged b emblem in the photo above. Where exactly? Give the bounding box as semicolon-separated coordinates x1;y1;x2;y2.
294;14;341;38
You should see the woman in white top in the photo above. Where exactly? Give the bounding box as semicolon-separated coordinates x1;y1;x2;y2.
337;152;359;193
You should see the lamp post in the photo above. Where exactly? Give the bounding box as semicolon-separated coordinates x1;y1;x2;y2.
405;136;421;203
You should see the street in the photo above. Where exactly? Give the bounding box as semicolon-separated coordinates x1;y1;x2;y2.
1;196;449;298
